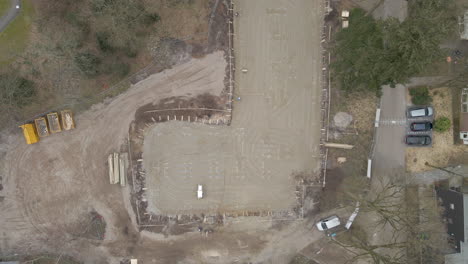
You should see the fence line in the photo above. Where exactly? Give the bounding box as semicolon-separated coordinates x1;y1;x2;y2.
227;0;235;117
320;0;332;187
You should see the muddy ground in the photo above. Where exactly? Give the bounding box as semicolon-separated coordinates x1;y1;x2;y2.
0;0;328;263
128;0;326;233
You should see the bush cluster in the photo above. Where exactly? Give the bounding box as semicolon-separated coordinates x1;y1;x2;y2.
434;116;451;132
409;86;432;105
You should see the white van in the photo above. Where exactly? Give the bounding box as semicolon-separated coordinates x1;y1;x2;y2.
316;215;341;231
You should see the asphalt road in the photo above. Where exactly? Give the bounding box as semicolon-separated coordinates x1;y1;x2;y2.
0;0;20;32
372;0;408;22
372;84;407;174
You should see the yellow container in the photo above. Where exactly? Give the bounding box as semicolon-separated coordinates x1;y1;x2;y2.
19;124;39;144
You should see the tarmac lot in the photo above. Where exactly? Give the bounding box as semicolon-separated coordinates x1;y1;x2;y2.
373;84;407;172
142;0;323;215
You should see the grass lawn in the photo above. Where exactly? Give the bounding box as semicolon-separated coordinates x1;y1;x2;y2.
0;0;34;66
0;0;10;17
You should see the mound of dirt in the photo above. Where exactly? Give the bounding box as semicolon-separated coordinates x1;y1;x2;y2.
333;112;353;129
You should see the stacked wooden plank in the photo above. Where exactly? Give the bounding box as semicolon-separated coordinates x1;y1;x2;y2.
108;152;127;186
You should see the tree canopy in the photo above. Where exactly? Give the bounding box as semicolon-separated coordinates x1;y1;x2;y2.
333;0;456;94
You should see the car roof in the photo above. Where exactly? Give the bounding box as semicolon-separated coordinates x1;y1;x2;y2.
412;123;428;128
407;135;430;143
413;122;426;126
412;121;431;124
325;217;341;228
410;108;426;116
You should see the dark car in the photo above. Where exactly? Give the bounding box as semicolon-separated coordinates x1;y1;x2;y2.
406;135;431;146
410;122;433;132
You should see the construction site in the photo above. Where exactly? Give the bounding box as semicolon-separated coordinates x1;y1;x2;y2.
0;0;327;263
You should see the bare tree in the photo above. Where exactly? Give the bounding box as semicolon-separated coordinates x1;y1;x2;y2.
345;172;409;232
333;234;407;264
334;173;450;264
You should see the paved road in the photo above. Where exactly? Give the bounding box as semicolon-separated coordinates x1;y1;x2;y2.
372;84;407;174
372;0;407;22
369;85;407;249
0;0;20;32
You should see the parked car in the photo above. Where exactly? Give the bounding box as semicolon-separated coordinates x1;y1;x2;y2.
405;135;431;146
410;122;433;131
316;215;341;231
407;106;433;118
407;106;434;117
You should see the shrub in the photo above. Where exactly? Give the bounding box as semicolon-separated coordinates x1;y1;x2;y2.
409;86;432;105
112;62;130;77
75;52;101;77
0;74;36;106
123;42;138;58
434;116;451;132
96;31;115;53
144;13;161;25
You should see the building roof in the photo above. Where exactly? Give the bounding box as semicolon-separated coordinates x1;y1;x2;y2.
461;89;468;131
461;12;468;40
415;165;468;185
446;194;468;264
462;113;468;132
437;188;464;252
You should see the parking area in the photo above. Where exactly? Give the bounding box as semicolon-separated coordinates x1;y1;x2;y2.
373;85;435;176
406;107;434;147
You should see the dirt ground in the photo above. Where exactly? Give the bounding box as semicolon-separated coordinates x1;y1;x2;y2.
0;0;328;263
406;87;466;172
143;121;301;215
0;52;229;262
134;0;324;218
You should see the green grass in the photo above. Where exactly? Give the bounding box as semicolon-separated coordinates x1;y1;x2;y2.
0;0;34;65
0;0;10;17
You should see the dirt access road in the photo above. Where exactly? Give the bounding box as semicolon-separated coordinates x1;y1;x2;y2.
0;0;325;263
143;0;323;215
0;53;233;262
0;0;20;32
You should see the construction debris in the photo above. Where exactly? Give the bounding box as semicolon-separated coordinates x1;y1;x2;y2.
108;152;128;186
324;143;354;149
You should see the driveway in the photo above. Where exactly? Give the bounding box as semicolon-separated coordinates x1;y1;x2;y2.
372;84;407;174
0;0;20;32
373;0;408;22
372;76;451;174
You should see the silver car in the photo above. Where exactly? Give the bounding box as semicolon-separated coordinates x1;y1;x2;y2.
407;106;433;118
